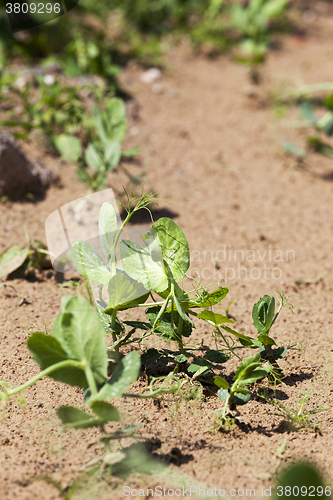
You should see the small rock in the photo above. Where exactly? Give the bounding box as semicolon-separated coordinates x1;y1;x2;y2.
43;74;55;86
0;132;59;200
140;68;162;84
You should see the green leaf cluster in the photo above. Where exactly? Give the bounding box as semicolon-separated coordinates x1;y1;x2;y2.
71;197;233;369
81;98;140;191
0;237;51;280
231;0;288;63
0;296;141;432
215;353;271;416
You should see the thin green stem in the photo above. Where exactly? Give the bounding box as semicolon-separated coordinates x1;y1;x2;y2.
176;316;184;350
111;308;118;334
216;327;241;360
85;365;98;396
222;392;231;419
111;211;132;275
123;389;166;399
135;301;166;308
0;360;85;399
289;83;333;98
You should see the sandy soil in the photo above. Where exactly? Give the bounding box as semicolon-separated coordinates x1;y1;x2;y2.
1;3;333;498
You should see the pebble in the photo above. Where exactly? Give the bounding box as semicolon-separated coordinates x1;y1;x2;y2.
43;74;55;86
140;68;162;84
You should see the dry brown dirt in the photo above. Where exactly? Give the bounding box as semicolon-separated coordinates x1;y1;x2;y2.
1;5;333;499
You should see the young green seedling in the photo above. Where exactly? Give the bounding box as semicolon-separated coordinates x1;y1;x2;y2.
0;296;176;469
259;390;328;432
0;229;51;280
214;353;271;426
231;0;289;64
283;93;333;163
71;189;237;378
79;97;140;191
251;291;301;379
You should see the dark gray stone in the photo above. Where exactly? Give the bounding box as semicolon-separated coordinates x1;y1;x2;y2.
0;131;58;199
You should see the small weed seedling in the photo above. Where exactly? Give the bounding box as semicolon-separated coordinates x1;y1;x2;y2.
0;229;51;280
259;390;328;432
214;353;271;429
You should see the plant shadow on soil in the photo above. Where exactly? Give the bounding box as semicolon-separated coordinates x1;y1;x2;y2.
282;371;315;386
119;207;178;224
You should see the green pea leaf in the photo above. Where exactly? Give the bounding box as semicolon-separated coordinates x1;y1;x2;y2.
103;273;149;314
27;332;89;387
103;98;127;142
99;202;118;264
174;294;194;327
71;240;113;284
57;406;96;429
57;402;119;429
234;387;251;395
220;325;258;346
204;350;229;364
90;401;120;422
94;351;141;401
197;310;234;325
141;348;170;366
218;388;229;402
234;392;251;405
145;218;190;282
120;240;168;293
146;307;192;340
27;332;67;368
272;346;288;360
53;296;108;387
85;143;103;171
96;302;123;334
187;358;212;375
258;334;276;346
185;287;229;309
53;134;82;163
214;376;230;389
0;245;30;279
124;321;151;331
105;139;121;171
174;352;191;363
252;295;275;335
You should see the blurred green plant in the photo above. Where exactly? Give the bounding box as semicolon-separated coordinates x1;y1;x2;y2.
283;91;333;163
0;229;51;280
0;72;90;141
1;0;291;74
214;352;271;428
231;0;289;64
78;97;141;191
0;73;140;190
273;461;330;500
